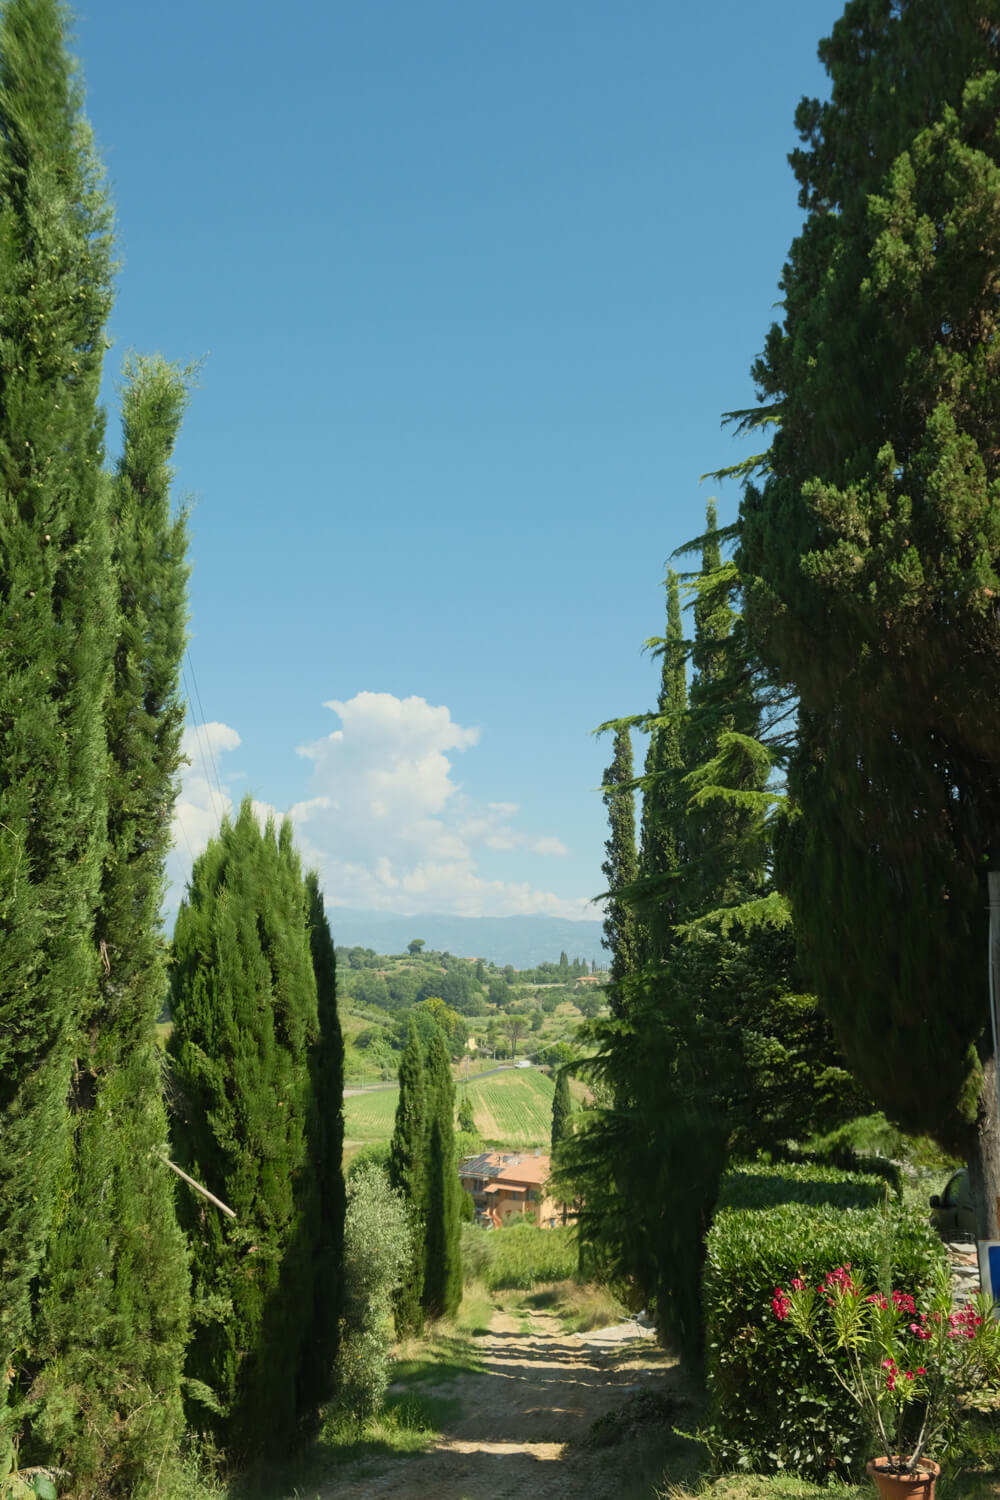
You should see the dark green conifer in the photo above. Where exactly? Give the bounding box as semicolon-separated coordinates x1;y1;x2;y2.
600;728;639;1011
737;0;1000;1227
169;801;322;1459
422;1027;462;1319
27;358;192;1496
299;871;346;1416
638;569;687;966
389;1020;428;1335
457;1089;476;1135
564;527;864;1368
0;0;114;1476
550;1068;573;1159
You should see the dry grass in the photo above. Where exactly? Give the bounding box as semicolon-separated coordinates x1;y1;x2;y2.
658;1481;862;1500
519;1277;625;1332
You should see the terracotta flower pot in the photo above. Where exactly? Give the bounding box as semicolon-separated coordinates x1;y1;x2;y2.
866;1457;940;1500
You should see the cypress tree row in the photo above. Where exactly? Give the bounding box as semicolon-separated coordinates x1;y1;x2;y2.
0;0;114;1478
422;1028;462;1320
389;1021;428;1335
27;359;193;1496
169;802;326;1459
562;509;864;1366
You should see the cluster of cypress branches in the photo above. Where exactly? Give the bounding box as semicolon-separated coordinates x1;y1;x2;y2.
168;804;344;1462
389;1020;463;1333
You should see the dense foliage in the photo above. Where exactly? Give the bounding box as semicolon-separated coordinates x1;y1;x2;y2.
0;10;201;1491
388;1021;429;1335
737;0;1000;1227
600;728;639;995
169;804;336;1459
27;360;193;1497
562;507;864;1367
422;1029;463;1318
300;872;346;1416
703;1199;945;1480
716;1160;887;1214
550;1068;573;1158
335;1164;411;1424
0;0;115;1479
461;1223;579;1291
388;1018;463;1328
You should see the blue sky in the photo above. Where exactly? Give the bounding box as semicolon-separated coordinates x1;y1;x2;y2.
77;0;843;922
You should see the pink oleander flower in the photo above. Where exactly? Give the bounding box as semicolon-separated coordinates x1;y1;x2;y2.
767;1266;1000;1476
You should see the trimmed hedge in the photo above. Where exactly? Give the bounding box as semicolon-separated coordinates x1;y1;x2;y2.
777;1143;904;1200
718;1161;889;1213
702;1202;944;1480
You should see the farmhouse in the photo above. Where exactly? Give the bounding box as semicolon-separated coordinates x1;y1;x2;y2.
458;1150;562;1229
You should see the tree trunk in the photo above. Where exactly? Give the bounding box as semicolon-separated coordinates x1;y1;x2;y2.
968;1058;1000;1240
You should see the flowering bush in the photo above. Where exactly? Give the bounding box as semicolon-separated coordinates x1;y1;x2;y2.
772;1262;1000;1472
703;1199;943;1479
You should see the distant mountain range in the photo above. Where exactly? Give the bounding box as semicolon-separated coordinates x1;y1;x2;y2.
325;907;607;970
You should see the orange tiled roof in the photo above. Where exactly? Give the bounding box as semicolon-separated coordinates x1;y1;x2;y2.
459;1150;551;1186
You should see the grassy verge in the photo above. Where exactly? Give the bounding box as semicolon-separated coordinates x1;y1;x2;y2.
278;1321;486;1492
662;1481;862;1500
519;1278;625;1333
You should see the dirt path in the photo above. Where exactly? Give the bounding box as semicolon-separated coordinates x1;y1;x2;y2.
321;1306;688;1500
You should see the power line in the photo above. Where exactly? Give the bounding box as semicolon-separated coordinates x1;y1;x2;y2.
185;649;227;814
180;658;226;830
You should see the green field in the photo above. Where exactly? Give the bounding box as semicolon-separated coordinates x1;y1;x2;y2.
343;1066;556;1149
343;1088;400;1141
464;1068;554;1147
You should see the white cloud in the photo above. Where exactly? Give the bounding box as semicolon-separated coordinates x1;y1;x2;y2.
292;692;583;917
531;835;569;856
167;723;277;909
166;692;589;921
171;722;239;861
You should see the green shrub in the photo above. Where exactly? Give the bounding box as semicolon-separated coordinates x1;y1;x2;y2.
718;1161;888;1213
460;1223;578;1290
776;1139;904;1200
702;1202;944;1481
335;1163;412;1423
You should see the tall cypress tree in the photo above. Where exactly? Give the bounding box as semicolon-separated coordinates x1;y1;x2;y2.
26;359;192;1495
0;0;114;1478
389;1021;428;1335
169;802;323;1459
422;1027;462;1320
299;871;346;1416
738;0;1000;1229
550;1067;573;1159
600;727;639;1013
563;527;864;1367
639;569;687;965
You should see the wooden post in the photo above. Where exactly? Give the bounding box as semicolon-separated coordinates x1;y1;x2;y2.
157;1153;236;1219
